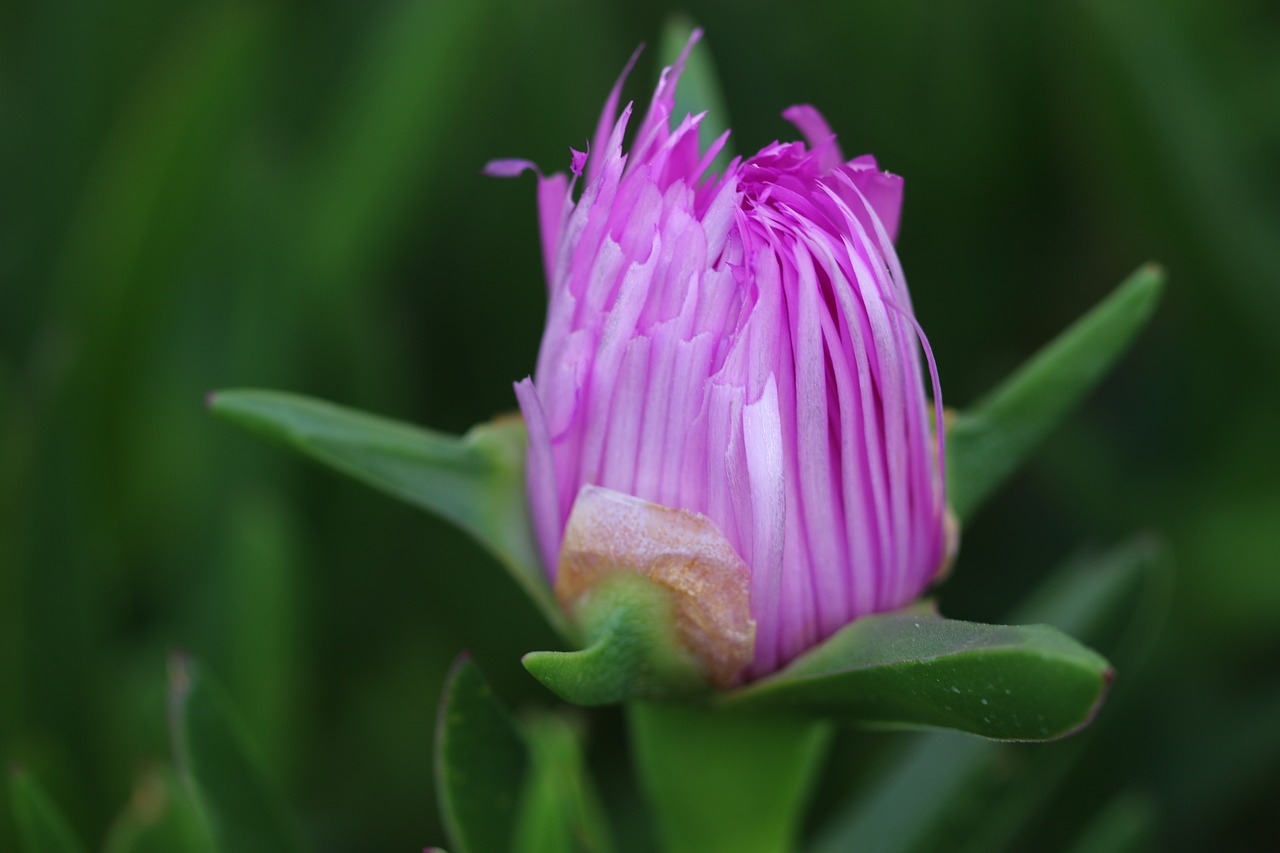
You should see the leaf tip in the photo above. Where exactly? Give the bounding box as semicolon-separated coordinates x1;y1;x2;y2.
1121;262;1167;323
167;649;193;695
521;649;586;702
438;653;471;716
1085;664;1117;724
1137;260;1166;283
520;649;552;679
1052;663;1116;742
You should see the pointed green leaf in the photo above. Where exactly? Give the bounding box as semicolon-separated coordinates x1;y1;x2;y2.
167;654;303;853
102;767;217;853
435;656;528;853
207;389;568;639
513;713;616;853
726;612;1111;741
659;15;734;173
523;573;707;706
9;769;86;853
628;703;830;853
947;264;1164;522
810;537;1165;853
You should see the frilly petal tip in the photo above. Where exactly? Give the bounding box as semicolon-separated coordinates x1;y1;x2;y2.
483;158;540;178
570;145;589;177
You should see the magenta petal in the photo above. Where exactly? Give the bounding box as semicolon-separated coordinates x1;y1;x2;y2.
515;378;562;579
588;45;644;185
845;161;905;245
741;374;786;677
536;172;571;285
781;104;844;173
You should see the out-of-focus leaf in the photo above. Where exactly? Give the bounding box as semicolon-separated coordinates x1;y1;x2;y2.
628;702;830;853
1066;791;1157;853
0;355;28;768
298;0;488;297
102;767;216;853
727;611;1111;741
167;654;303;853
9;768;86;853
523;573;706;706
513;713;615;853
222;489;301;775
809;537;1166;853
1179;491;1280;645
207;389;568;639
1013;536;1169;658
658;15;734;172
434;656;527;853
947;264;1164;522
1074;0;1280;356
1159;680;1280;845
50;3;269;385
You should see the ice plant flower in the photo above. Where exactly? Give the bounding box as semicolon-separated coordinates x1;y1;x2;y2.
488;34;949;684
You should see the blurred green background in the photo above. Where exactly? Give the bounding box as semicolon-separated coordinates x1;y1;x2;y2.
2;0;1277;849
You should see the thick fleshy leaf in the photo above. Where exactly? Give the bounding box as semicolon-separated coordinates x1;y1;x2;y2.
513;714;616;853
9;769;86;853
628;703;831;853
102;767;217;853
435;656;527;853
726;611;1112;740
167;654;303;853
810;536;1167;853
658;15;734;173
523;573;708;705
207;389;569;639
947;264;1164;522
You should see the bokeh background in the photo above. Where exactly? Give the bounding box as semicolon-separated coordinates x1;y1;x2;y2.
3;0;1278;849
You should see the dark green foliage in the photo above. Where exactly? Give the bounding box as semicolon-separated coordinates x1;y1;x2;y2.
2;0;1277;850
435;657;527;853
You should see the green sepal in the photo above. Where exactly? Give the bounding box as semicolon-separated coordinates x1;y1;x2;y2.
435;656;528;853
947;263;1165;522
206;389;569;640
725;609;1112;741
9;768;87;853
167;653;304;853
102;767;218;853
523;573;709;706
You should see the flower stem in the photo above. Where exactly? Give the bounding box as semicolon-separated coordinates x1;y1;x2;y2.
627;702;832;853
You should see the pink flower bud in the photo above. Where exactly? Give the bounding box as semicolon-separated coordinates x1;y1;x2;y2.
494;33;949;681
